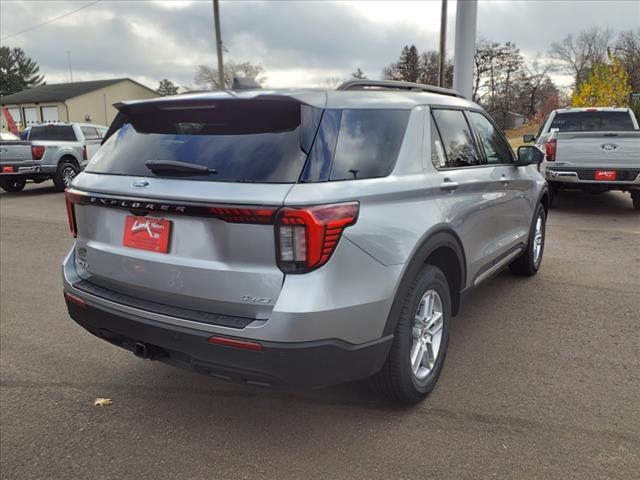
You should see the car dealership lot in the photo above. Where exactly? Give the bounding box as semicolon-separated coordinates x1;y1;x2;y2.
1;184;639;480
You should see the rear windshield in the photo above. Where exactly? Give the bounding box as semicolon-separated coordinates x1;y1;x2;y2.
550;112;636;132
89;100;411;183
28;125;77;141
88;100;310;183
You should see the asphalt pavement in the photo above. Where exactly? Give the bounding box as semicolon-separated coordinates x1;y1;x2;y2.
1;183;639;480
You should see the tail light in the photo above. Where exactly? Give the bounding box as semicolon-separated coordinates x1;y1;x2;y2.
275;202;359;274
82;145;88;161
545;138;556;161
31;145;45;160
65;190;78;238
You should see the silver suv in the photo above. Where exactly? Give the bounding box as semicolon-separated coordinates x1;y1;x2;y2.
62;80;549;403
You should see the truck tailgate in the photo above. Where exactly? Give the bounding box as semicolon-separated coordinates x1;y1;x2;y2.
555;131;640;169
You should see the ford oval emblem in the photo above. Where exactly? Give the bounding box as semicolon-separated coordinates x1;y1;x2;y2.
600;143;618;151
131;180;149;188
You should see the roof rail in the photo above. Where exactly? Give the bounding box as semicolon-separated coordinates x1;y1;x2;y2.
336;79;465;98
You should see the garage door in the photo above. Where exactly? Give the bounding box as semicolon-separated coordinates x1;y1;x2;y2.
22;107;38;126
41;106;59;123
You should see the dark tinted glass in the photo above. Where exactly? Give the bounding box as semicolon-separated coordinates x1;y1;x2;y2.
330;109;409;180
431;109;481;168
550;112;635;131
86;100;314;183
28;125;76;141
81;126;100;140
300;109;341;182
468;111;513;165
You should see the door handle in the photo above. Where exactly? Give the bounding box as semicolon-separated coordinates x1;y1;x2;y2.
439;179;459;191
500;175;510;187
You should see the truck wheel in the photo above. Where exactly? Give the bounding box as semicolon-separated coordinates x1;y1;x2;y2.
632;192;640;211
369;265;451;403
510;204;546;276
0;176;26;192
53;162;78;191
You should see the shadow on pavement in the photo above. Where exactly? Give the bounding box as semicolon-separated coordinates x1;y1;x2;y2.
551;190;636;216
0;183;59;197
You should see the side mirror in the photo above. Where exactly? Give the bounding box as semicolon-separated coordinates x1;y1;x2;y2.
515;145;544;166
522;134;535;143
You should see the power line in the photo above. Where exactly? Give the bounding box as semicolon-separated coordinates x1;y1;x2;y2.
1;1;102;41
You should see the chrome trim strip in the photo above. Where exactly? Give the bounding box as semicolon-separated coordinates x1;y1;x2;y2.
474;248;523;286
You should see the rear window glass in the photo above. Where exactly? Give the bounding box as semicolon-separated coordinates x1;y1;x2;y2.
28;125;76;141
87;100;314;183
330;110;409;180
550;112;635;132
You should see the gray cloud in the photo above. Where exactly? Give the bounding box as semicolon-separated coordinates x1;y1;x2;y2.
1;0;638;90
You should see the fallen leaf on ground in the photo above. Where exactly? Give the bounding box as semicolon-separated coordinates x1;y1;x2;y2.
94;398;113;407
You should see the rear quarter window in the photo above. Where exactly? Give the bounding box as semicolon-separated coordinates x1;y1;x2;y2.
329;109;410;180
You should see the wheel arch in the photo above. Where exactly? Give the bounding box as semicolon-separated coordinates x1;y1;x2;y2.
383;226;467;336
58;154;80;168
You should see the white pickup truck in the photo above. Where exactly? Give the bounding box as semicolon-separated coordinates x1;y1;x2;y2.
0;122;107;193
523;107;640;210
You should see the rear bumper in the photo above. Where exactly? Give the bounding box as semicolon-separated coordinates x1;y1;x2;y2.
546;168;640;189
65;298;392;388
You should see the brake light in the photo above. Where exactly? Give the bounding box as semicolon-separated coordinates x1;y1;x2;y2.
208;207;276;224
586;108;598;112
545;138;556;161
65;190;78;238
31;145;45;160
275;202;359;273
82;145;87;161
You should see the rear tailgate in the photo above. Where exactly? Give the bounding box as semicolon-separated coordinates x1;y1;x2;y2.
67;94;324;323
555;131;640;169
0;141;33;164
69;177;290;321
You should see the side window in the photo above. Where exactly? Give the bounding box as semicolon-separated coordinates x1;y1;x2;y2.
431;109;481;168
81;126;100;141
430;120;447;169
467;111;513;165
98;128;108;138
330;109;410;180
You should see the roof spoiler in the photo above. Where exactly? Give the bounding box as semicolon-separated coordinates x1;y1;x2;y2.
336;79;464;99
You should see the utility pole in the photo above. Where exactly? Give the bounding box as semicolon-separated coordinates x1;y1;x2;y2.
453;0;478;99
67;50;73;82
213;0;225;90
438;0;447;87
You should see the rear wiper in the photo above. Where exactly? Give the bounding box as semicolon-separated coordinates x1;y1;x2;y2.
145;160;217;175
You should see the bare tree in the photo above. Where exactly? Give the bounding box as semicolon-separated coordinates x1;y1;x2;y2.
615;29;640;93
549;26;613;88
323;76;343;89
194;60;266;90
419;51;453;88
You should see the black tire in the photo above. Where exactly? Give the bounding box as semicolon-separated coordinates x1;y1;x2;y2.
631;192;640;211
0;176;26;192
370;265;451;403
509;204;546;276
53;161;78;192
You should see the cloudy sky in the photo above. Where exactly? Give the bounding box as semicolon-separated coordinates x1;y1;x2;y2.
1;0;639;91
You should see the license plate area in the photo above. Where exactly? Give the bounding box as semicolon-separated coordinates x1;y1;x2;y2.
595;170;616;181
123;215;171;253
2;166;15;173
